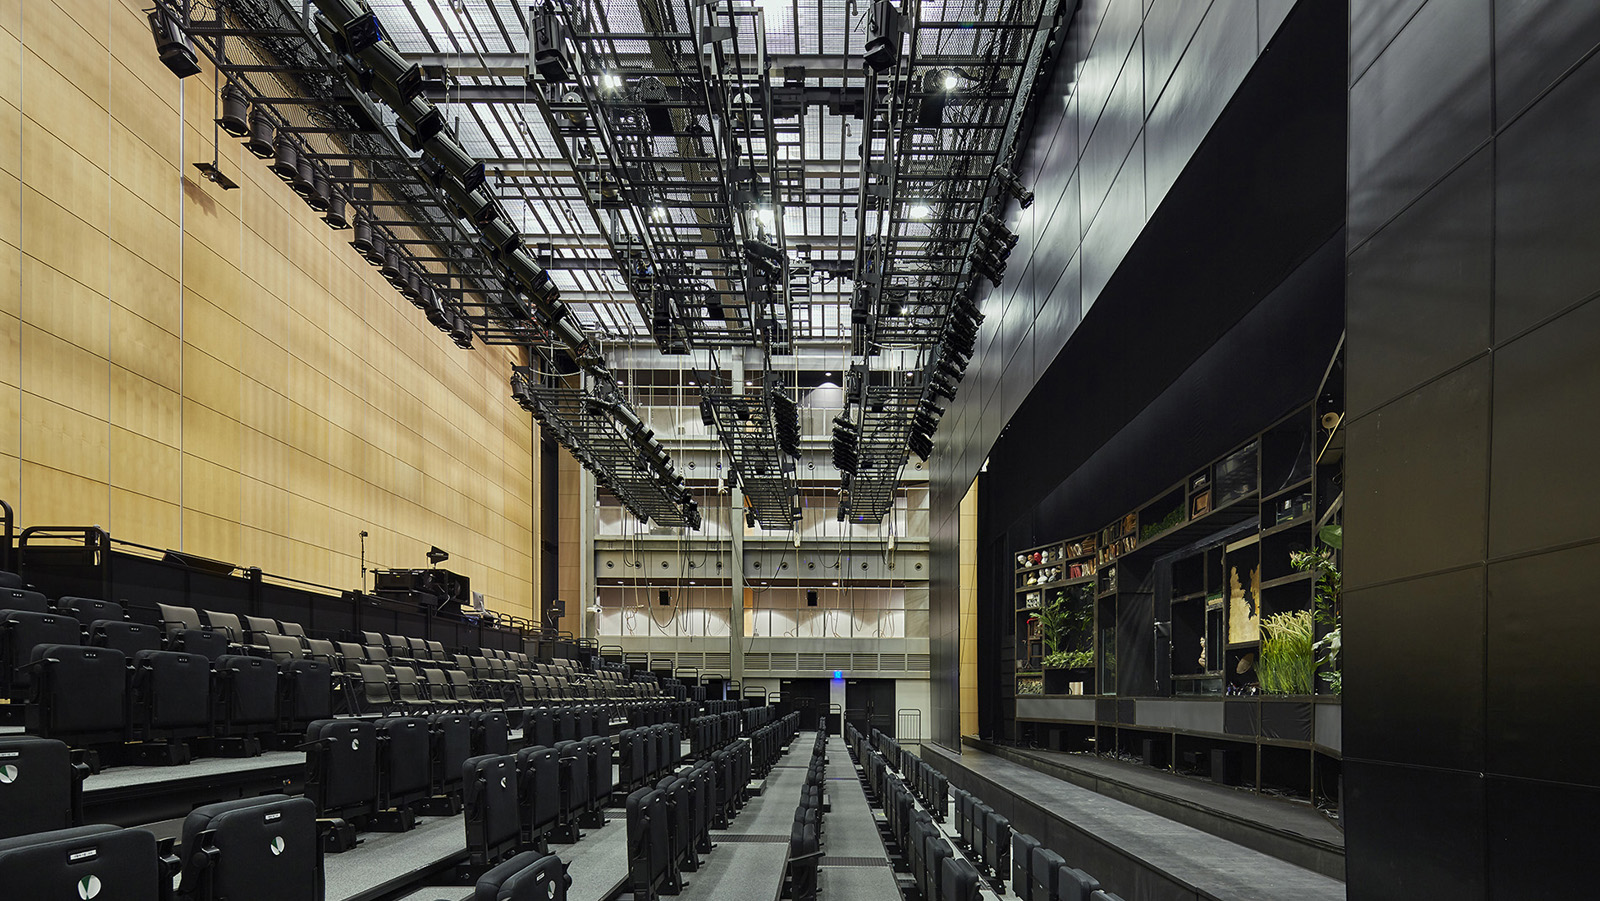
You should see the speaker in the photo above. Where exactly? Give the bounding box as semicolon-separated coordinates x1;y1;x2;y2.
659;590;670;606
806;589;818;607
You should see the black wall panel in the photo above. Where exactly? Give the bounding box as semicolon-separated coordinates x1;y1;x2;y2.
927;0;1347;748
1344;0;1600;894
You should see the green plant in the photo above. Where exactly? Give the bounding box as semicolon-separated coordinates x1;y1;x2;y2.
1043;649;1094;669
1291;524;1342;693
1257;608;1315;694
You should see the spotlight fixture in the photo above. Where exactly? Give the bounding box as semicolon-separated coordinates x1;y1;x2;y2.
599;72;624;93
147;3;201;79
244;108;275;159
217;83;250;137
271;134;299;182
323;191;350;229
864;0;905;74
651;205;669;222
908;203;932;219
942;69;961;91
349;213;375;256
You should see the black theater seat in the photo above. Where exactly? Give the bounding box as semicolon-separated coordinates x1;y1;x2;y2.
91;619;161;657
1059;865;1103;901
178;794;320;901
473;850;571;901
1;609;81;698
27;644;128;748
0;824;168;900
56;596;122;629
0;735;83;840
464;753;521;867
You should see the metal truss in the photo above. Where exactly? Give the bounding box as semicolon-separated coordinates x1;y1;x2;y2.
700;383;797;530
170;0;700;526
520;371;699;528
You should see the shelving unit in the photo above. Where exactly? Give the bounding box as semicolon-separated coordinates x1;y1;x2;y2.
1005;372;1346;807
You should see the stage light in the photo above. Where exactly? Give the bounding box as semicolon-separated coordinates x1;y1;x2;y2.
864;0;905;74
350;213;375;256
244;108;275;159
217;83;250;137
292;155;318;200
652;205;669;222
271;134;299;182
942;70;961;91
324;191;350;229
753;205;776;230
908;203;931;219
600;72;624;93
147;3;201;79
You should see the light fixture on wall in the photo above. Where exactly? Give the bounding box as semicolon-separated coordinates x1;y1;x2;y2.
147;2;201;79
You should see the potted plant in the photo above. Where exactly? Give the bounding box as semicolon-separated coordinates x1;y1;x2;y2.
1291;524;1342;694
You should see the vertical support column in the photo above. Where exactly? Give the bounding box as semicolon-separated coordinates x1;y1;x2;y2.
729;350;746;687
579;466;597;640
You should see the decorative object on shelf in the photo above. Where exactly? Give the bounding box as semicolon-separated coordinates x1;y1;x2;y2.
1257;609;1315;694
1227;563;1260;644
1197;634;1207;670
1291;523;1343;694
1276;492;1311;525
1043;649;1094;670
1142;504;1184;540
1016;675;1043;695
1022;591;1041;609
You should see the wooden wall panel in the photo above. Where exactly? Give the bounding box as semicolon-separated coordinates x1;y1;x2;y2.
0;1;538;618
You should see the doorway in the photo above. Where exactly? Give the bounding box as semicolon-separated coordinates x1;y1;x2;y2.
845;678;896;738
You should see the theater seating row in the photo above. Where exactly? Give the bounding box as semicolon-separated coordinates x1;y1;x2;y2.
749;712;797;779
0;733;573;901
625;713;795;901
783;725;828;901
846;724;1126;901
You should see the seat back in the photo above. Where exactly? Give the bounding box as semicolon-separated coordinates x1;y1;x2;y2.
377;717;432;805
473;851;571;901
280;658;334;724
357;663;393;708
279;621;307;639
584;735;613;803
131;649;211;732
303;719;378;817
215;654;279;730
265;634;305;660
176;628;230;661
0;824;162;901
472;710;510;757
0;735;78;840
464;754;520;866
180;795;320;901
0;589;47;615
1012;832;1041;901
57;597;121;628
241;615;281;644
429;713;472;793
1032;848;1065;901
941;855;981;901
201;610;244;643
28;645;126;738
1059;866;1102;901
517;745;561;835
3;611;82;692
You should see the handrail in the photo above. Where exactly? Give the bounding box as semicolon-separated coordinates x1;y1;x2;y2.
0;500;14;572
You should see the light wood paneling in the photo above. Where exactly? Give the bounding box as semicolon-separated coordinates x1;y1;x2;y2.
0;2;538;619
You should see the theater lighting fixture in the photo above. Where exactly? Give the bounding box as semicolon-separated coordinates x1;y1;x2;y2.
908;203;932;219
147;3;201;79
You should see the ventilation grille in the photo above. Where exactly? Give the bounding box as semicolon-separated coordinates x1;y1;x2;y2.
745;652;770;671
907;654;930;672
852;655;879;672
819;856;891;867
876;653;905;671
825;653;851;671
703;652;730;671
798;652;825;670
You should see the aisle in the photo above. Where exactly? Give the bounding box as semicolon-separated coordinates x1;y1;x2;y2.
818;739;900;899
670;731;814;901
